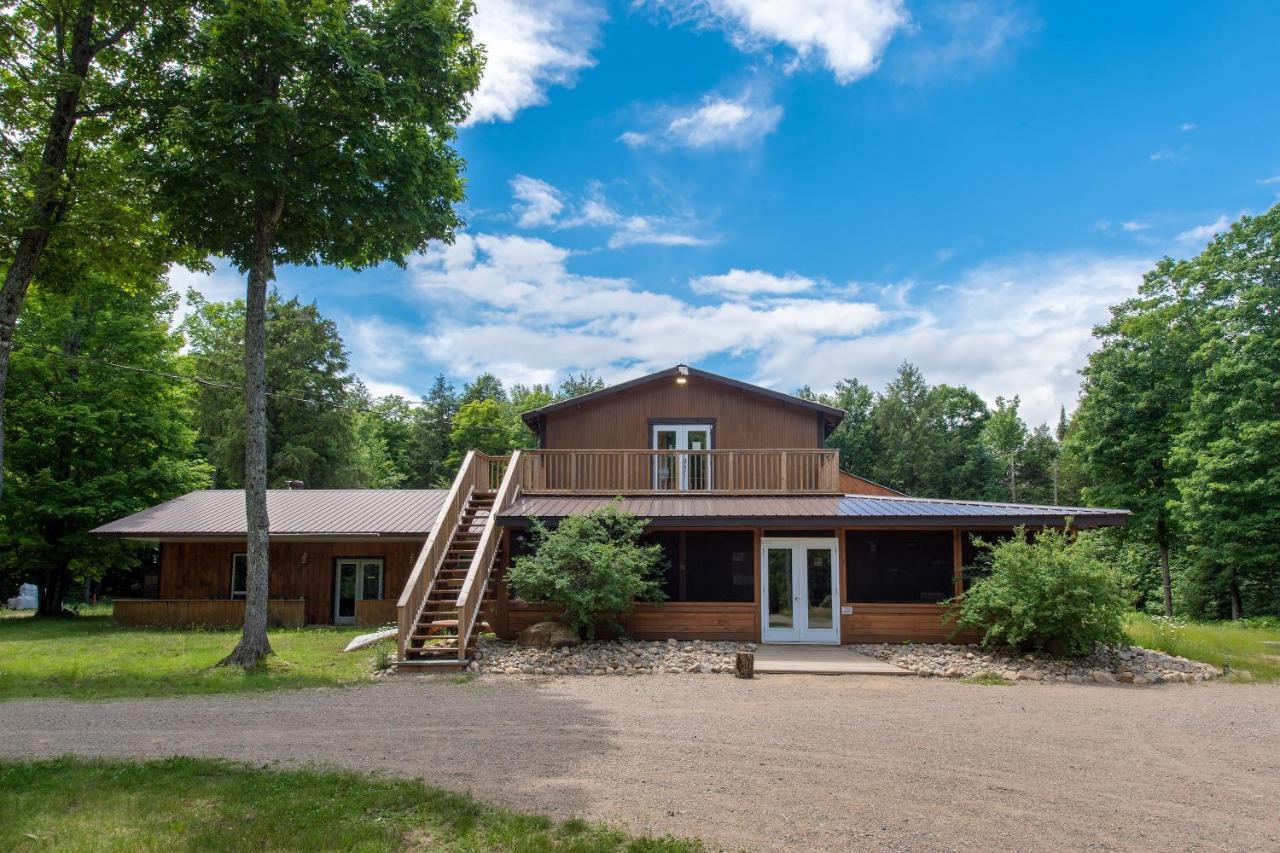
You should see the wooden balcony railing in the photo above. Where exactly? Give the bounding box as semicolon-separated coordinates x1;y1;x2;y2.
518;448;840;495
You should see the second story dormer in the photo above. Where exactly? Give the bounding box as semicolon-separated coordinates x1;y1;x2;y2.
516;365;846;494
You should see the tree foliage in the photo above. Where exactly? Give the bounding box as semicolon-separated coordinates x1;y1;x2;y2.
0;277;210;615
148;0;482;667
182;289;384;488
953;526;1130;656
508;503;667;639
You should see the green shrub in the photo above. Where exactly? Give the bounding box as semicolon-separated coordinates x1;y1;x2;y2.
952;526;1129;656
508;502;666;639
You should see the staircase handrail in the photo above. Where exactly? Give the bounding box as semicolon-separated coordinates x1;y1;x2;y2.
454;448;525;658
396;450;479;659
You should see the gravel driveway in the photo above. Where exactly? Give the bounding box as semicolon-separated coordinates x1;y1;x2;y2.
2;676;1278;851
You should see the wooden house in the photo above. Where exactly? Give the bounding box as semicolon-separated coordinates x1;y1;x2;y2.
93;365;1128;665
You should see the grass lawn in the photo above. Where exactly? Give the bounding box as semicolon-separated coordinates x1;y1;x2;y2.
0;757;699;852
0;605;395;702
1127;614;1280;682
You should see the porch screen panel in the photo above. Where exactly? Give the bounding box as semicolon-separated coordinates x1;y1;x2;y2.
640;531;682;600
960;529;1016;589
683;532;754;602
845;531;954;603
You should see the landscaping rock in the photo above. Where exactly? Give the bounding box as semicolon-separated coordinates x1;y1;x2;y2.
854;642;1219;686
469;636;745;675
516;621;581;649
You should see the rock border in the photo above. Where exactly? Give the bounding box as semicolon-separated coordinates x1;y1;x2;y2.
468;637;747;676
854;642;1220;684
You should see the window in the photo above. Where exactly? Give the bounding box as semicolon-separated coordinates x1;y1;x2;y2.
230;553;247;600
845;531;954;603
685;532;754;602
643;531;754;603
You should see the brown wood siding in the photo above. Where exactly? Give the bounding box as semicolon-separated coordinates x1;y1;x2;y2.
541;378;821;450
502;602;756;641
837;471;902;496
840;603;980;643
159;540;424;625
112;599;305;628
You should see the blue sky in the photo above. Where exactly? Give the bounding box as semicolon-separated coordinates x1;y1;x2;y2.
175;0;1280;426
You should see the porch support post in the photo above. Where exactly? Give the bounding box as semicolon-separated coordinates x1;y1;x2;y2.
952;528;964;598
752;527;762;643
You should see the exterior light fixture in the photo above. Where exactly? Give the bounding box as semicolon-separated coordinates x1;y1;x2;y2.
675;364;689;384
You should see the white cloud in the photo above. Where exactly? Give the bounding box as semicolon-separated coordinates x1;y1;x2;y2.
1120;221;1150;232
1175;215;1232;245
167;261;245;330
465;0;605;124
763;254;1150;426
1259;175;1280;186
892;0;1038;81
508;177;712;248
1150;147;1183;162
1180;122;1197;132
510;175;565;227
621;91;783;150
405;232;887;382
645;0;910;83
381;234;1146;427
691;268;817;296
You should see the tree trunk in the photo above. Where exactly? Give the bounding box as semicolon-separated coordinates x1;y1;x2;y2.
1156;517;1173;618
220;194;284;669
37;549;72;618
1229;575;1243;620
0;5;99;500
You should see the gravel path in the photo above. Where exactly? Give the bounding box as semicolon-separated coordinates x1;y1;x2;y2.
3;676;1278;851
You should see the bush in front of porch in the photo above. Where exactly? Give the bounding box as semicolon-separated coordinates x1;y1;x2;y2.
509;503;667;639
952;526;1129;657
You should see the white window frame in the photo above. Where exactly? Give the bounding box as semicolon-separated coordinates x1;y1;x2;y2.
333;558;386;625
650;423;714;491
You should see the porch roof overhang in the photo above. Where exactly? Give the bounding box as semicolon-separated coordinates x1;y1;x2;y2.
497;493;1130;529
89;489;447;540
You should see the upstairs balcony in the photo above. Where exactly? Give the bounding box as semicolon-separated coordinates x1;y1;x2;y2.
515;448;841;495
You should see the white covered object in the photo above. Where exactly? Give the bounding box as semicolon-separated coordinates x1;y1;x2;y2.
6;583;37;610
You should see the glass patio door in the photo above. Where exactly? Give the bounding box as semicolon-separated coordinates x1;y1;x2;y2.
651;423;713;491
761;539;840;643
334;559;384;625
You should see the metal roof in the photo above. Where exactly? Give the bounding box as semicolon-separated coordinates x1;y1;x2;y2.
520;364;846;428
91;489;447;539
498;493;1129;529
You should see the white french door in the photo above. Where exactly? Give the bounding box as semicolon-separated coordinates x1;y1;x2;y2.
334;558;384;625
761;538;840;644
651;423;713;491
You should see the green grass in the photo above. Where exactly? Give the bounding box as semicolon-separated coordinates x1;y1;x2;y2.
1126;614;1280;682
959;671;1013;686
0;608;396;701
0;757;700;852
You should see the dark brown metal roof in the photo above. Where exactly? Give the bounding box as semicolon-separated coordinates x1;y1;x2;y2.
498;493;1129;529
520;364;846;429
91;489;448;539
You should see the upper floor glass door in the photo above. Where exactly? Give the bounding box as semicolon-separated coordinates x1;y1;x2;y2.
651;423;713;490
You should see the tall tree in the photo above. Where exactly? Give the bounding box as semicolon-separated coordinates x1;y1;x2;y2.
982;396;1027;501
411;373;458;487
865;363;938;494
0;1;189;497
0;277;210;615
461;371;506;404
183;290;384;488
1171;207;1280;618
1068;260;1201;617
151;0;480;666
557;372;605;399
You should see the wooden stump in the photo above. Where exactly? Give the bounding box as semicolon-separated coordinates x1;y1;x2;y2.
735;650;755;679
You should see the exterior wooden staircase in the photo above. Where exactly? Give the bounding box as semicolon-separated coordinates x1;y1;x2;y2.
396;450;524;670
